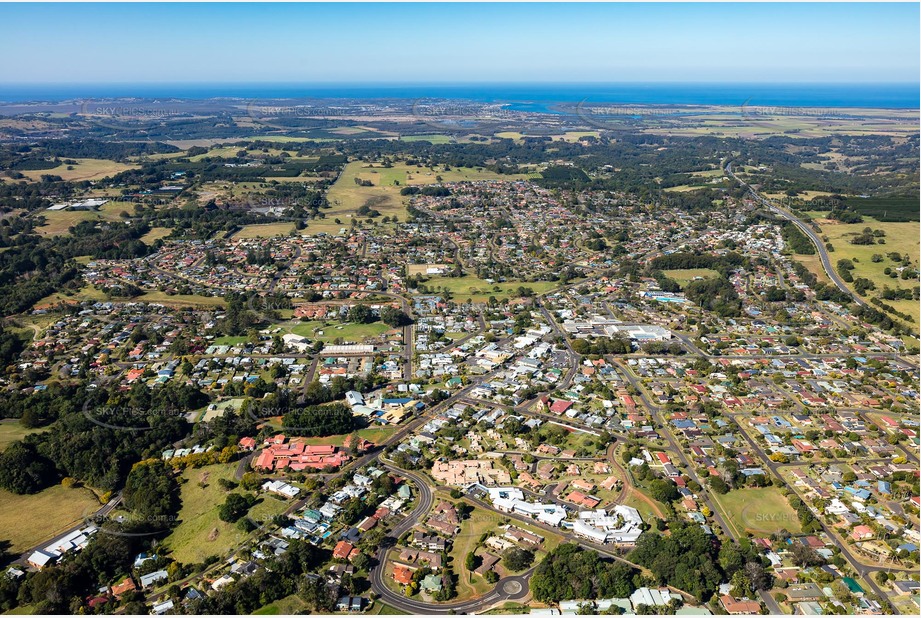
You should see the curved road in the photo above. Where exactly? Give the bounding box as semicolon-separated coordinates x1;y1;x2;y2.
368;464;532;614
725;162;866;308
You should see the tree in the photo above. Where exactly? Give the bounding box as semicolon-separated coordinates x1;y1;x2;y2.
0;442;56;494
503;548;534;572
380;306;412;327
347;304;374;324
123;459;180;528
219;493;257;523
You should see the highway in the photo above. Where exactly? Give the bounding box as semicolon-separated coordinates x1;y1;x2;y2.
725;162;867;308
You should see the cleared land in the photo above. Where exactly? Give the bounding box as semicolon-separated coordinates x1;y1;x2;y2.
418;275;559;303
233;222;297;239
0;485;102;554
162;462;290;564
806;214;919;323
20;158;137;183
140;227;174;243
715;486;802;536
0;423;45;452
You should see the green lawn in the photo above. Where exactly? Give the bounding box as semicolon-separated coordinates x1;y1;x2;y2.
233;222;297;239
449;505;503;600
253;594;308;615
162;462;289;565
714;486;802;537
0;484;102;554
419;275;559;303
285;319;393;343
213;335;249;346
662;268;721;286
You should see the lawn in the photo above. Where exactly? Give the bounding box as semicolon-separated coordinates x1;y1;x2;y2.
662;268;721;286
233;222;296;239
449;505;503;600
33;284;109;309
0;484;102;554
213;335;249;346
253;594;308;615
161;462;290;564
134;291;225;308
715;486;802;537
285;319;393;343
418;275;559;303
0;422;46;452
297;425;399;447
141;227;174;244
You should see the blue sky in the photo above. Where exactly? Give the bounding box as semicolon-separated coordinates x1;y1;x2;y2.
0;2;918;84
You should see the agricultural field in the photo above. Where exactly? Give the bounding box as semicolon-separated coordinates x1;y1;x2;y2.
806;214;920;323
35;201;138;236
0;484;102;554
20;158;137;182
714;486;802;537
162;462;290;564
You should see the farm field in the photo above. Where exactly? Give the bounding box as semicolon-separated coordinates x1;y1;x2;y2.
20;158;137;182
35;201;138;236
714;486;802;537
353;162;535;187
162;462;290;564
0;484;102;554
805;214;919;323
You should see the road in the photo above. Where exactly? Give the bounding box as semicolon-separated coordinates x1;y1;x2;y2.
612;359;784;615
367;465;532;614
725;162;867;308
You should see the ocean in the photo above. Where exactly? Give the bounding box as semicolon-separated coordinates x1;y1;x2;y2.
0;82;917;109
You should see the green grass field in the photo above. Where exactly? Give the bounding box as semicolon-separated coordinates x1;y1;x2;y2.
33;284;109;309
285;319;393;343
21;158;137;183
662;268;721;285
162;462;289;565
134;291;226;308
233;222;296;239
0;423;46;452
0;484;102;554
449;506;503;600
141;227;173;244
715;487;802;537
804;214;919;323
418;275;559;303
